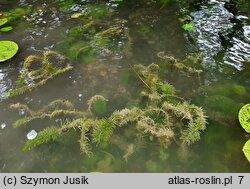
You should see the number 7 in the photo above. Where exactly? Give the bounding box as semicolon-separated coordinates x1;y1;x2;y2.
238;176;244;184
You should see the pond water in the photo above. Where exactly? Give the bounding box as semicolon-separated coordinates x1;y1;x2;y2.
0;0;250;172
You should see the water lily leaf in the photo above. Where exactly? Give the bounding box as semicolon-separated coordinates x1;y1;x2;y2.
182;23;196;31
0;26;13;32
238;104;250;133
71;13;84;19
0;41;19;62
0;18;8;27
243;139;250;163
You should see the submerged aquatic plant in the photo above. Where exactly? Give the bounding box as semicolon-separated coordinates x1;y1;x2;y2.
12;61;206;160
0;7;31;32
7;51;73;98
56;14;132;62
157;51;203;76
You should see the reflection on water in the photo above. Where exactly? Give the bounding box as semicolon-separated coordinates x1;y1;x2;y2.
0;66;15;100
224;25;250;69
189;1;234;62
186;0;250;70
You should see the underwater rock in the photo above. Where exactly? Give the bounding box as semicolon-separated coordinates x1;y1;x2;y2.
0;123;6;129
26;130;37;140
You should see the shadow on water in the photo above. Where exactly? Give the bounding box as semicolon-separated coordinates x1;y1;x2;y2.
0;0;250;172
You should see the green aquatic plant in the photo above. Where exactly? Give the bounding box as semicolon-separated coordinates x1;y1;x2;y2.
0;7;31;32
204;83;247;99
0;26;13;32
3;7;31;22
87;95;108;116
0;18;8;27
238;104;250;163
239;104;250;133
56;15;131;62
157;51;203;76
0;41;19;62
12;61;206;159
7;51;72;97
243;140;250;163
182;23;196;31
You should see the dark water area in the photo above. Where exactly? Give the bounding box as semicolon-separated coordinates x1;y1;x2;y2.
0;0;250;172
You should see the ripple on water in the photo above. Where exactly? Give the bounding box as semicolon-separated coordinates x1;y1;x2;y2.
189;1;234;62
224;25;250;70
0;68;13;100
187;1;250;70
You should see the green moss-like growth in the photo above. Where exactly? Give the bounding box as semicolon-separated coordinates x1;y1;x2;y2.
7;51;73;98
157;51;203;76
56;15;132;62
23;127;61;152
87;95;108;116
0;7;31;32
12;61;206;159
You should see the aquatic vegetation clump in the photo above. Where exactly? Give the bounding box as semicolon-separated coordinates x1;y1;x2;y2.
0;7;31;32
157;51;203;76
87;95;108;116
11;99;86;128
12;62;206;159
7;51;73;98
56;15;132;62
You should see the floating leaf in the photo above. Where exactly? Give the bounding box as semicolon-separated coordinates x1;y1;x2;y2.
243;139;250;163
71;13;84;19
0;26;13;32
0;41;19;62
0;18;8;27
238;104;250;133
182;23;196;31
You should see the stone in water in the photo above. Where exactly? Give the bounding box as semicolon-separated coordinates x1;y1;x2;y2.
26;130;37;140
1;123;6;129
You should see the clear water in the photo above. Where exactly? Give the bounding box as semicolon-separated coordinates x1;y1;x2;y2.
0;0;250;172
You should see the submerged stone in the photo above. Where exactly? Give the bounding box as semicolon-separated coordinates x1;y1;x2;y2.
26;130;37;140
1;123;6;129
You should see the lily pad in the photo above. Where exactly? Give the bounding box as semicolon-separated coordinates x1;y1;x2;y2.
243;139;250;162
182;23;196;31
0;41;19;62
0;18;8;27
0;26;13;32
238;104;250;133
